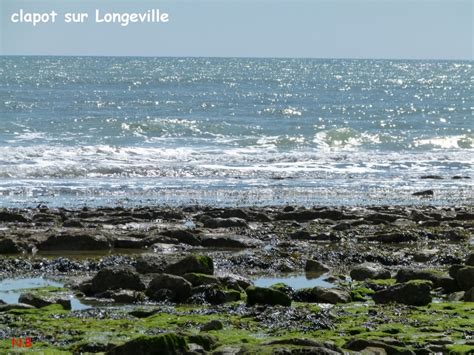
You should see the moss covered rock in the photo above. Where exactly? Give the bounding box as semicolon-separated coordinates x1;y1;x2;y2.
246;286;291;307
165;255;214;276
108;333;188;355
373;280;432;306
146;273;192;302
183;273;220;287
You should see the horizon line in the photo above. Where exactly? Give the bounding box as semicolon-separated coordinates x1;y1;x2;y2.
0;53;472;62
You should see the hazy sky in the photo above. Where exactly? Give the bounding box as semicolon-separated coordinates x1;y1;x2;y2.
0;0;472;59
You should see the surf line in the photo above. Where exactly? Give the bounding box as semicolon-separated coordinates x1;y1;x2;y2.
95;9;169;26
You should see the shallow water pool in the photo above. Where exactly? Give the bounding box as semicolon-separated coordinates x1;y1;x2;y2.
0;277;89;311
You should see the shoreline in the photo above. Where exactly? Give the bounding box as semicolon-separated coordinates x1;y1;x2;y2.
0;204;473;353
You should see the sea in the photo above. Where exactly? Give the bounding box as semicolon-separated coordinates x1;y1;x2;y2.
0;56;472;208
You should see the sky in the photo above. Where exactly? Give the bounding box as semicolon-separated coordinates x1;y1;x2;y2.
0;0;472;60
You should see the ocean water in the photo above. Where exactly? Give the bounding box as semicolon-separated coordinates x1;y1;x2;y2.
0;56;472;207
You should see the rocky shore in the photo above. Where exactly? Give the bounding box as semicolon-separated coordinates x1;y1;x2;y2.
0;205;473;354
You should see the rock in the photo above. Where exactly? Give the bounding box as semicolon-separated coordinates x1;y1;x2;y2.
135;255;165;274
371;233;417;243
183;273;220;287
350;264;391;281
0;210;28;223
219;275;252;290
456;266;474;291
161;229;201;246
193;284;241;304
62;219;84;228
293;287;350;304
373;280;432;306
39;232;111;251
188;334;219;351
165;255;214;276
89;267;145;293
289;230;313;240
18;293;71;310
305;259;330;273
0;303;36;312
113;237;145;249
201;235;256;248
269;283;294;298
311;287;351;304
396;268;457;292
200;320;223;331
420;175;443;180
412;190;434;197
344;338;414;355
201;217;248;229
464;287;474;302
107;333;188;355
265;338;342;354
100;290;145;303
447;291;465;302
246;286;291;307
412;249;439;262
448;264;464;279
465;253;474;266
365;213;401;223
146;273;192;302
0;237;21;254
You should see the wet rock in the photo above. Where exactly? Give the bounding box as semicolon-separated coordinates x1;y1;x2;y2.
183;273;220;287
246;286;291;307
0;303;35;312
464;287;474;302
201;216;248;229
412;249;438;262
161;229;201;246
396;269;458;292
39;232;111;251
456;266;474;291
373;280;432;306
165;254;214;276
289;230;313;240
365;213;401;223
62;219;84;228
200;320;223;332
97;290;145;303
0;210;28;223
269;283;294;298
194;284;241;304
113;237;145;249
219;275;251;291
108;333;188;355
465;253;474;266
294;287;350;304
201;235;256;248
18;293;71;310
350;264;391;281
275;209;321;222
146;273;192;302
265;338;342;354
0;238;21;254
89;267;145;293
135;255;165;274
370;232;418;243
305;259;330;273
188;335;218;351
412;190;434;197
219;208;249;220
344;338;414;354
448;264;464;279
420;175;443;180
